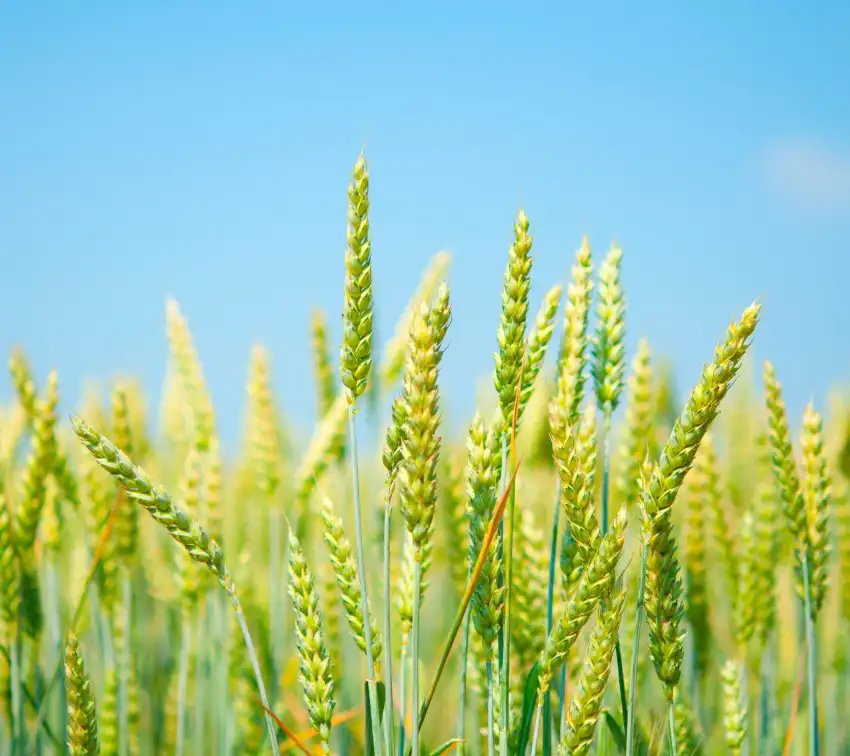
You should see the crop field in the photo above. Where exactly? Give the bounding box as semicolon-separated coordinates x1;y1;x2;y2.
0;152;847;756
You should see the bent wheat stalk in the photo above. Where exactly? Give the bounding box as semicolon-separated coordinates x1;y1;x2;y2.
71;417;279;756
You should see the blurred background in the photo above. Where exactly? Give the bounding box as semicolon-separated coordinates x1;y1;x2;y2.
0;1;848;448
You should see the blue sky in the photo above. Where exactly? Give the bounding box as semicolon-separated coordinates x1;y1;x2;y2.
1;2;848;452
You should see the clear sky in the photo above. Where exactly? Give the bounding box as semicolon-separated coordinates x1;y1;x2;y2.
1;2;848;451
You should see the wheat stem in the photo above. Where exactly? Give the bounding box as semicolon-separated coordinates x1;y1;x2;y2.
625;544;647;756
457;606;471;756
486;660;496;756
542;476;561;756
10;625;22;754
118;575;131;756
348;406;384;755
530;702;541;756
411;561;423;756
668;700;677;755
397;637;408;756
383;496;396;756
600;408;629;734
175;619;191;756
803;554;820;756
194;610;206;756
499;434;515;756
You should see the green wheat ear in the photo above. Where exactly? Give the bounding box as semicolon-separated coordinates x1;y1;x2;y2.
721;659;747;755
399;282;451;563
341;152;373;404
466;414;504;657
592;241;626;414
560;582;626;756
538;506;628;701
494;209;533;429
320;495;383;661
65;633;100;756
640;302;760;700
72;417;232;593
287;527;335;754
801;401;831;616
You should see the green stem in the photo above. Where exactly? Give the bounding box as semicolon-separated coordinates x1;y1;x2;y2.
119;574;131;756
668;700;677;755
383;496;396;756
10;626;22;756
175;616;191;756
759;645;770;756
499;434;515;756
269;505;281;695
412;561;422;756
530;701;542;756
45;561;64;751
194;609;205;756
486;661;495;756
218;593;229;756
625;544;647;756
215;593;230;756
600;410;629;734
456;607;471;756
802;554;820;756
542;478;561;756
741;659;750;756
348;406;384;755
232;599;279;755
398;638;408;756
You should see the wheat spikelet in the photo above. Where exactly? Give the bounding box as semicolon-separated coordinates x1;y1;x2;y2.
320;495;383;660
246;344;284;499
72;418;233;596
549;387;599;569
763;362;808;596
556;237;594;422
697;435;738;607
514;283;562;428
165;298;215;452
641;303;760;700
511;507;547;670
287;528;335;753
592;242;626;414
110;384;139;564
99;667;119;756
538;507;627;700
466;414;504;658
341;152;373;404
616;338;654;509
801;402;831;616
682;470;710;677
311;307;340;421
735;509;757;647
721;658;747;754
399;283;451;563
753;432;780;648
15;370;59;552
65;633;100;755
494;209;534;428
559;583;626;756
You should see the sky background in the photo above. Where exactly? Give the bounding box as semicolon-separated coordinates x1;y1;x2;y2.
1;2;849;453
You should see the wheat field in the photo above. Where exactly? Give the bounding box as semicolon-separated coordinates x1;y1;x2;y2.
0;152;847;756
